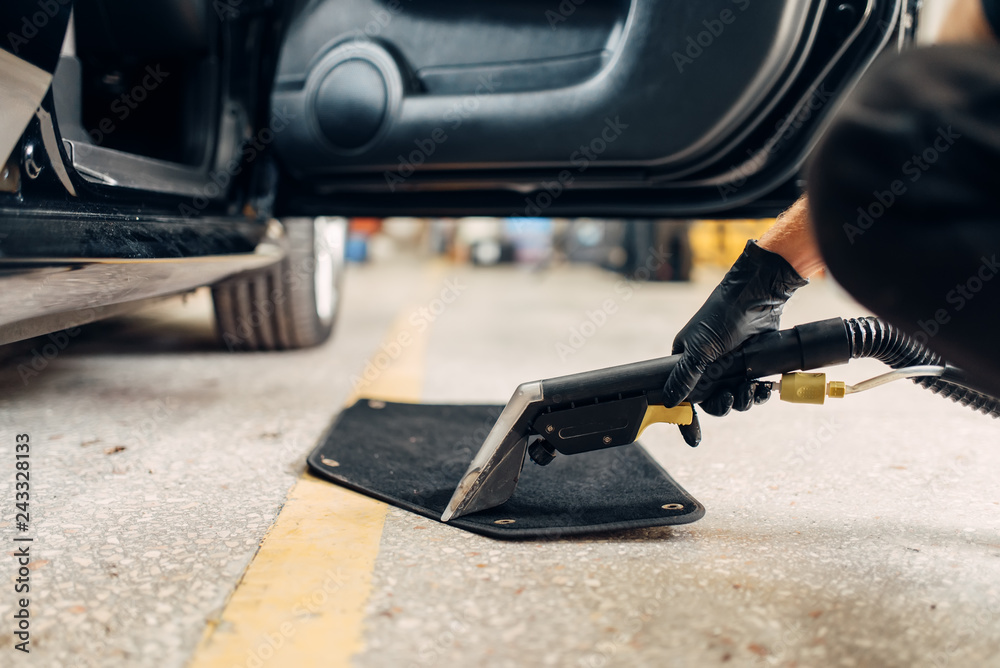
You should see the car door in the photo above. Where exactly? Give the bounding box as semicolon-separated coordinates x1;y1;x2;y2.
0;0;72;181
270;0;915;220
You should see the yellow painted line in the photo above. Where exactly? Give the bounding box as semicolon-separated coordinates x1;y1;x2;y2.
189;270;441;668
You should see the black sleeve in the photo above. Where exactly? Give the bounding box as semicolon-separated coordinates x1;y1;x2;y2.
983;0;1000;38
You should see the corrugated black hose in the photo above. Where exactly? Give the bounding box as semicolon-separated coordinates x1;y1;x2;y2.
844;317;1000;418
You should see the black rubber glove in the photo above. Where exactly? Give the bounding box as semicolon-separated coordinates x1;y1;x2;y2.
665;240;807;443
674;385;773;448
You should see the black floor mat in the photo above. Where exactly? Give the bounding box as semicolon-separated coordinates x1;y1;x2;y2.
307;399;705;539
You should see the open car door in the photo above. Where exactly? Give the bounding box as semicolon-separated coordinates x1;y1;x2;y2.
271;0;916;219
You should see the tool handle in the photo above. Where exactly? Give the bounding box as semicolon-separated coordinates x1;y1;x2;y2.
540;318;852;406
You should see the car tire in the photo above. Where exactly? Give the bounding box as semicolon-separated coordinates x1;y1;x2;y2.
212;217;347;351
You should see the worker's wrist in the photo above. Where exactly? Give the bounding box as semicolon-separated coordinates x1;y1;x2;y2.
757;195;826;278
937;0;998;43
757;236;825;278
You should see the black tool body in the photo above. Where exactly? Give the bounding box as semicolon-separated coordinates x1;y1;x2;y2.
532;318;852;456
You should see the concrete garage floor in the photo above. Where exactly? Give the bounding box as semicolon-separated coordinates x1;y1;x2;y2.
1;259;998;667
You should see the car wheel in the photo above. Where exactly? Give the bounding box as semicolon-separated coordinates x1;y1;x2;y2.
212;217;347;351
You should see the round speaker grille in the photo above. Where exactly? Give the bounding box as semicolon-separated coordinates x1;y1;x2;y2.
313;59;388;150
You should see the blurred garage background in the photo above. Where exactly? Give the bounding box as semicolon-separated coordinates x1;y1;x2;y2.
340;217;773;281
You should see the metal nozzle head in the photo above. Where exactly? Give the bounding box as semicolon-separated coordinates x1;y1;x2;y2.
440;382;543;522
440;437;528;522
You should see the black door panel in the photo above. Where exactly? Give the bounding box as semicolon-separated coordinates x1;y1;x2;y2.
273;0;903;217
274;0;627;95
274;0;816;172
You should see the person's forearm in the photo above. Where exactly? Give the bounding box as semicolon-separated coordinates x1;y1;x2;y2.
758;195;825;278
937;0;998;43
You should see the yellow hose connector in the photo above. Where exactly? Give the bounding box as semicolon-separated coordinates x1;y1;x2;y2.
826;380;846;398
778;373;847;404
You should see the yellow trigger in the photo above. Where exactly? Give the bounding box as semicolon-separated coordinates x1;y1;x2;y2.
637;403;694;437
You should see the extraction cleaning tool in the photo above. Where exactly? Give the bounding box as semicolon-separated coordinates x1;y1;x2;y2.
441;316;1000;522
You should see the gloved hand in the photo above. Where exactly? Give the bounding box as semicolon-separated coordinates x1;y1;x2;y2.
665;240;808;446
